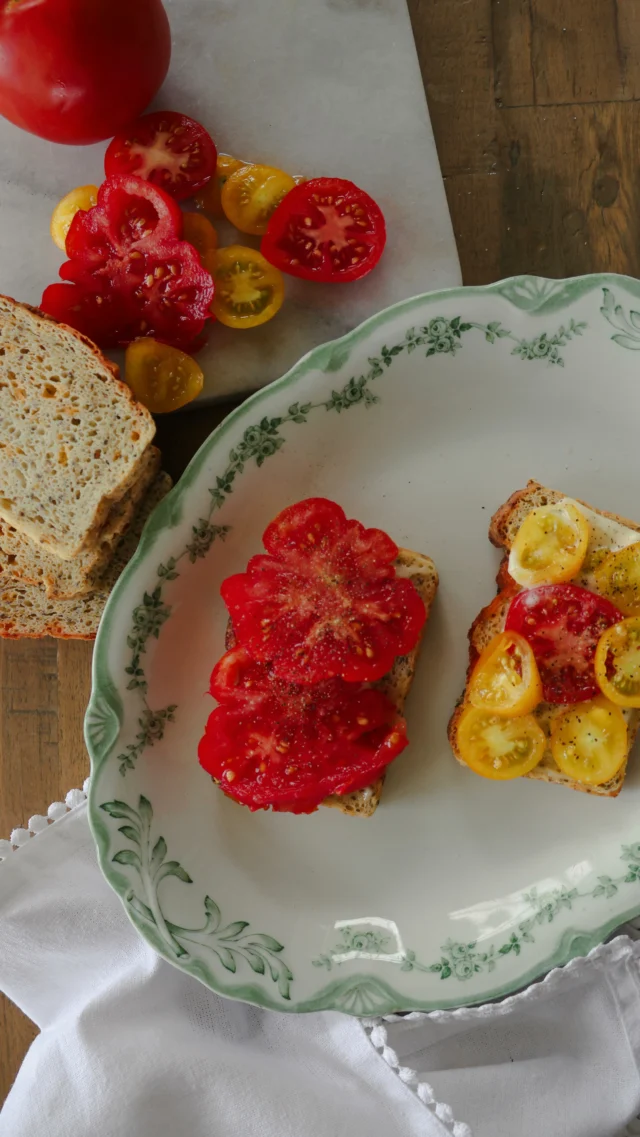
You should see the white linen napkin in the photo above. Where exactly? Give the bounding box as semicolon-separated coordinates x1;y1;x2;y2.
1;789;640;1137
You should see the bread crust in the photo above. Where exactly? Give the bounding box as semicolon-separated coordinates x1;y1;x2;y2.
0;294;155;558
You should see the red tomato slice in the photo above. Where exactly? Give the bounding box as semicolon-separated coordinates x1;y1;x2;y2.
221;498;426;684
40;282;128;348
199;647;407;812
41;175;214;350
65;174;183;264
505;583;623;704
105;112;217;202
261;177;386;283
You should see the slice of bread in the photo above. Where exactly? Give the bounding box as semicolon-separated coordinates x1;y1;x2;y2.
0;445;161;599
225;548;439;817
448;482;640;797
0;296;155;560
0;472;172;640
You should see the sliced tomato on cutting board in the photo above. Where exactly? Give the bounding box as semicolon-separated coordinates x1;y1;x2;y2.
261;177;386;282
105;111;217;201
42;175;214;349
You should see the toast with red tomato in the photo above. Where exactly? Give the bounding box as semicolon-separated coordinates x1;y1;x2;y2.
199;499;438;817
449;481;640;797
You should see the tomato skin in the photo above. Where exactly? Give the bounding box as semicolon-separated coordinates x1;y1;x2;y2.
261;177;386;283
199;646;407;813
105;112;217;202
0;0;171;145
50;185;98;252
221;498;426;684
182;214;218;261
194;155;247;217
505;583;624;704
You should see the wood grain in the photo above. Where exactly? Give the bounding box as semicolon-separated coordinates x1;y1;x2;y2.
2;0;640;1104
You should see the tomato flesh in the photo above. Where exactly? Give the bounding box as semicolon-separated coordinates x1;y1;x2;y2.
261;177;386;283
125;339;204;413
505;583;623;704
105;112;217;202
594;617;640;707
198;647;407;812
211;245;285;328
594;542;640;615
221;498;426;684
455;705;546;780
508;502;589;587
221;164;296;236
41;175;214;350
468;631;542;716
550;697;627;785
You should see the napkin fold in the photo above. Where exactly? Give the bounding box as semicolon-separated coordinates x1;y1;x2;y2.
1;790;640;1137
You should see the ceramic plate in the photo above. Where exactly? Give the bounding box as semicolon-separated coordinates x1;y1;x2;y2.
87;274;640;1016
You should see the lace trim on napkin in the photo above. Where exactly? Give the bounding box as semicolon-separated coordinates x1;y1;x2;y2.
362;1021;471;1137
0;778;90;862
373;937;640;1137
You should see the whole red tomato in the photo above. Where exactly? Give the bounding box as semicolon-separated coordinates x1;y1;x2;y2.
0;0;171;144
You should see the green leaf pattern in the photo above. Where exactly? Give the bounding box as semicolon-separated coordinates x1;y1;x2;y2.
311;844;640;983
101;796;293;997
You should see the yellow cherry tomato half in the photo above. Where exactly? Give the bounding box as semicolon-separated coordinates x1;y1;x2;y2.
50;184;98;251
508;501;589;587
468;631;543;717
595;617;640;707
550;696;627;785
594;542;640;615
455;705;546;781
194;154;248;217
211;245;285;329
221;163;296;235
182;212;218;261
125;339;204;414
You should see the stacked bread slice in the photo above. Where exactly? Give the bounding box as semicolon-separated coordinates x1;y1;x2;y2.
0;296;172;640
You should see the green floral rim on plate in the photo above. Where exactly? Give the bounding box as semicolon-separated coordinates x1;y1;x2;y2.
87;274;640;1015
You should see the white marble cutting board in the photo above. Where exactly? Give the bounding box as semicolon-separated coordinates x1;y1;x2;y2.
0;0;460;402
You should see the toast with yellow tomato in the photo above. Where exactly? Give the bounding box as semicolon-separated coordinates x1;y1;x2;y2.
448;481;640;797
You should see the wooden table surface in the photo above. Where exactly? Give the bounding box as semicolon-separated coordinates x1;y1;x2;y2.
1;0;639;1103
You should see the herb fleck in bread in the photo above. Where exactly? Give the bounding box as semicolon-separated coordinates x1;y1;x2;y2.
0;295;155;560
0;472;172;640
226;548;439;817
448;481;640;798
0;445;161;599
